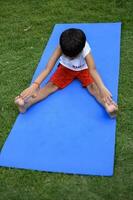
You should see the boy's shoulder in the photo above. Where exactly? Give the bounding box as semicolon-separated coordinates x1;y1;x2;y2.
82;41;91;58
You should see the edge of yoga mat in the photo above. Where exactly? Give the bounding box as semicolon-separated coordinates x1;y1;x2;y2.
0;22;122;176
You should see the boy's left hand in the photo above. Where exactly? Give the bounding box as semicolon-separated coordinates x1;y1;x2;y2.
99;86;113;104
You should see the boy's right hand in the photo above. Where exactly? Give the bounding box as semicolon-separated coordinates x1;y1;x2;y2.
20;84;39;100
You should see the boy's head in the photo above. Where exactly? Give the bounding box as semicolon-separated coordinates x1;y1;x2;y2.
59;28;86;58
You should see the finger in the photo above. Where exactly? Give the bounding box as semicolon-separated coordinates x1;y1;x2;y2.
103;97;108;104
104;96;111;105
19;94;25;100
107;96;113;104
109;91;112;98
106;98;111;105
105;89;112;98
20;91;27;98
20;93;29;100
20;88;29;96
112;101;118;108
20;93;26;99
21;90;31;98
15;95;20;100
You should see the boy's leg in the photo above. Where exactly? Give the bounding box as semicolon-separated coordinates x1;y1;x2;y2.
86;82;118;117
16;64;76;113
87;83;105;106
16;82;59;113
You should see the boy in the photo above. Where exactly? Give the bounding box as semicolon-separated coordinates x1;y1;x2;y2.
15;28;118;117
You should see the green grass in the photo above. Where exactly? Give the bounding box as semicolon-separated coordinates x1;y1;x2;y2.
0;0;133;199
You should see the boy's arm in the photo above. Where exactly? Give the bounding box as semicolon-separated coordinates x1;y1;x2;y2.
32;45;62;87
85;52;112;103
20;46;62;100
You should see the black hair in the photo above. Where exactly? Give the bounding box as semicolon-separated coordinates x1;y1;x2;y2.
59;28;86;57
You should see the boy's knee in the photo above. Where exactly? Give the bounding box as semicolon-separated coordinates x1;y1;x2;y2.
87;83;97;96
46;82;59;92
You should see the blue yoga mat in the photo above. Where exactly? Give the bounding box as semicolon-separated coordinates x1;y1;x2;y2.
0;23;121;176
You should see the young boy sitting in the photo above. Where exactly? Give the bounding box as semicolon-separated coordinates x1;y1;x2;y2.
15;28;118;117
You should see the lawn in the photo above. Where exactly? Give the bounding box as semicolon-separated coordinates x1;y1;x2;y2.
0;0;133;199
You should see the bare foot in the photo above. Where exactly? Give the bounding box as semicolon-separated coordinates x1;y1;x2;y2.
105;101;118;118
16;101;31;113
14;95;25;106
14;95;32;113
